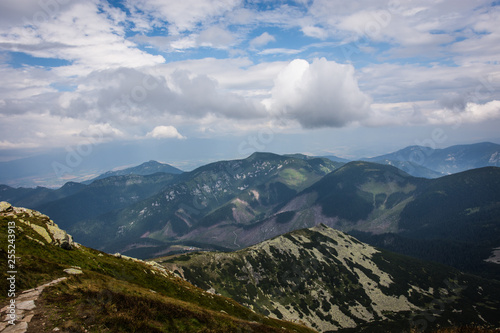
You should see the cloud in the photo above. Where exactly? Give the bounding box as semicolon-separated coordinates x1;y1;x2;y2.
264;58;372;128
79;123;124;140
249;32;275;49
0;1;164;75
147;126;186;139
197;26;236;49
125;0;241;35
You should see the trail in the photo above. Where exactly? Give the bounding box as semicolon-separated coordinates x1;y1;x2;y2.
0;277;67;333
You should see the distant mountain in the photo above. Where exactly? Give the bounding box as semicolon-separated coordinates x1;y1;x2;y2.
170;162;500;279
160;224;500;332
369;160;444;178
38;173;180;230
0;203;313;333
318;155;352;163
367;142;500;175
0;181;86;208
68;153;342;256
83;160;183;184
285;153;351;164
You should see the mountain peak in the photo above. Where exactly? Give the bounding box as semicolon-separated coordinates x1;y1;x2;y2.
246;151;282;161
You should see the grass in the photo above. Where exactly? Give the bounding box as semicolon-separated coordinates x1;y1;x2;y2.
0;209;316;333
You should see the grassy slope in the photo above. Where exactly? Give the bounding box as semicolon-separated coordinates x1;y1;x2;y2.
0;205;315;333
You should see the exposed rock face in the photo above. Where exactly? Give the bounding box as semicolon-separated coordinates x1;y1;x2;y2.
0;202;78;250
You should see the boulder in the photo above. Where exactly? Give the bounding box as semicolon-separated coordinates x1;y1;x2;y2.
0;201;13;213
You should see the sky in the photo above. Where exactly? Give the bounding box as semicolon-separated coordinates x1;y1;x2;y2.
1;0;500;174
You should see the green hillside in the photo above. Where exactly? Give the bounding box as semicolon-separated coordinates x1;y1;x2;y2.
0;202;314;333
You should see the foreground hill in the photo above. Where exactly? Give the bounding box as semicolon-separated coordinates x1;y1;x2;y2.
0;202;314;333
160;224;500;333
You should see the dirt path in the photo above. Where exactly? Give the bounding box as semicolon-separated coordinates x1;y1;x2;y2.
0;277;67;333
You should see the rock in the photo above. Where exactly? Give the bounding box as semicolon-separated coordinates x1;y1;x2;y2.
17;300;36;311
0;201;13;213
63;268;83;275
46;223;75;250
2;321;28;333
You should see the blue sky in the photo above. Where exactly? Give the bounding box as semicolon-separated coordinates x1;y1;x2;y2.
1;0;500;178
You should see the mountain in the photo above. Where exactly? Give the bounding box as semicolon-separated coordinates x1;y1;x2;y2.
68;153;342;257
0;202;314;333
160;224;500;332
37;173;180;230
0;181;86;208
286;154;351;164
368;160;444;178
83;160;183;184
318;155;352;163
0;173;180;231
170;161;500;279
367;142;500;175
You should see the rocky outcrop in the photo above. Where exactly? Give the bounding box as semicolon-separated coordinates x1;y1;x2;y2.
0;201;13;213
0;202;78;250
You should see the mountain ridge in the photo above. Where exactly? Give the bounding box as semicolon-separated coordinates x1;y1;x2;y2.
160;223;500;332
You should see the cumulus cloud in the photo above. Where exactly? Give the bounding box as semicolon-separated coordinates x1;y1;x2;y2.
147;126;186;139
264;58;372;128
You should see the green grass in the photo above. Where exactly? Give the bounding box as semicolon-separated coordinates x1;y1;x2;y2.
0;210;315;333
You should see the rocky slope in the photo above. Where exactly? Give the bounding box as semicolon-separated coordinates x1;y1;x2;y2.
160;224;500;332
0;202;314;333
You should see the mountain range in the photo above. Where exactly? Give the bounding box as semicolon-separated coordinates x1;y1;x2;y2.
2;202;499;332
1;141;500;331
1;143;500;281
1;141;499;188
160;224;500;332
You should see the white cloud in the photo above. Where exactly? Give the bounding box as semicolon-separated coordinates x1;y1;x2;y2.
301;25;328;39
197;26;236;49
249;32;275;49
147;126;186;139
0;1;164;76
125;0;241;35
259;48;302;55
79;123;124;140
263;58;372;128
